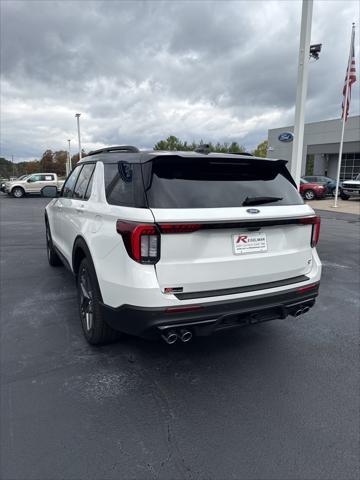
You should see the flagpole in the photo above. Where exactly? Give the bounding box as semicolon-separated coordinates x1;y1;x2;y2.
333;23;355;208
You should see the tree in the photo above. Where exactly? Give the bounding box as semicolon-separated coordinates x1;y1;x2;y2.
154;136;190;151
154;137;246;154
252;140;268;158
71;149;87;168
0;157;13;178
41;150;54;171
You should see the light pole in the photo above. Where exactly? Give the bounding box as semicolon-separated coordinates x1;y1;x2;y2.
67;139;71;176
75;113;82;162
290;0;313;186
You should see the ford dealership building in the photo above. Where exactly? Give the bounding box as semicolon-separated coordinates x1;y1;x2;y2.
267;115;360;180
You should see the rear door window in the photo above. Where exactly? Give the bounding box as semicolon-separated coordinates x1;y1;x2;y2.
73;164;95;200
144;157;302;208
62;165;82;198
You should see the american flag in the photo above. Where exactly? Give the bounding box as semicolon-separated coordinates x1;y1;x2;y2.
342;26;357;121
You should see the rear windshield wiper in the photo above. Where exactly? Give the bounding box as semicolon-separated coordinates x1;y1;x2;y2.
242;196;283;206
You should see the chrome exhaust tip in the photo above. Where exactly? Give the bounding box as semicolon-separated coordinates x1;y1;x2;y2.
294;308;304;317
302;306;310;314
161;330;178;345
179;329;192;343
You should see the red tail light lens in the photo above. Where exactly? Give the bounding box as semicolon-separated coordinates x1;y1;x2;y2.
158;224;201;234
299;215;321;247
116;221;160;264
297;283;319;293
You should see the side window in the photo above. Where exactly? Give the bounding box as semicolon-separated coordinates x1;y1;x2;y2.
62;166;82;198
104;163;137;206
84;168;95;200
29;174;41;182
43;175;54;181
73;164;95;200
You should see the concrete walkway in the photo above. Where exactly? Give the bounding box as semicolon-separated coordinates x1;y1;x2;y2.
306;197;360;215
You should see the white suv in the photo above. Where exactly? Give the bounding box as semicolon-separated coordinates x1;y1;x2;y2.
43;146;322;345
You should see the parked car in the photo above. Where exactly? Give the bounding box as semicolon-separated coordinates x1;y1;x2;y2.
340;174;360;200
299;178;327;200
302;175;341;196
43;146;321;346
0;177;8;192
4;173;65;198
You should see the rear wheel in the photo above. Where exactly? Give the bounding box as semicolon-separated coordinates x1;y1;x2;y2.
12;187;25;198
304;189;315;201
46;221;62;266
77;257;120;345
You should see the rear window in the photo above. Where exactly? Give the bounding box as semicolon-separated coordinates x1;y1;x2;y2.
143;157;302;208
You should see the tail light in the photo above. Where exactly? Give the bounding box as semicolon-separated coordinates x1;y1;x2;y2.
116;221;160;264
158;224;201;234
117;221;202;263
299;216;321;247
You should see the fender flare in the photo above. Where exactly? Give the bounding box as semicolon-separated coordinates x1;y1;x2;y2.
72;236;104;302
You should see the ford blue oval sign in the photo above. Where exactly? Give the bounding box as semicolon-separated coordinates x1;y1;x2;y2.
278;132;294;142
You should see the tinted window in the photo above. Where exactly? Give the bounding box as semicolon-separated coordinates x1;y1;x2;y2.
104;163;145;206
84;169;95;200
144;157;302;208
62;165;82;198
73;164;95;200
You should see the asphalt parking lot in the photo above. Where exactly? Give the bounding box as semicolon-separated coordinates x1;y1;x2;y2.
0;195;359;480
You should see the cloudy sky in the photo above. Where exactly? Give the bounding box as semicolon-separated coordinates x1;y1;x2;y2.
1;0;359;162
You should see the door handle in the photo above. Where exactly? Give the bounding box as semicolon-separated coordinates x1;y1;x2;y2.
76;204;86;213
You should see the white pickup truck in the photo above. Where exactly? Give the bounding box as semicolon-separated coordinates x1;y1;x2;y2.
5;173;65;198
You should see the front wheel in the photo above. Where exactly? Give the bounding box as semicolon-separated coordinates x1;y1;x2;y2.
340;192;350;200
12;187;25;198
77;257;120;345
304;189;315;201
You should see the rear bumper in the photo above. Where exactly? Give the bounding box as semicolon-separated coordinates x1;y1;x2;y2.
100;282;320;339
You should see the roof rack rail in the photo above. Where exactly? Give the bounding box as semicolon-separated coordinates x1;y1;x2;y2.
87;145;139;156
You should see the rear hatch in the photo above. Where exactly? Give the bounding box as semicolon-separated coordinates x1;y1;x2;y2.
142;155;316;296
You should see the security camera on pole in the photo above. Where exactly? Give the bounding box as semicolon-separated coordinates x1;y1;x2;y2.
75;113;82;162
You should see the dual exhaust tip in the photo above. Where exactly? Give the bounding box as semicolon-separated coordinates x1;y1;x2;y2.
161;329;192;344
293;305;310;317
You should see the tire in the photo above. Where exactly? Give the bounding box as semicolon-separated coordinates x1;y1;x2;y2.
12;187;25;198
45;221;62;266
304;189;316;201
77;257;120;345
340;192;350;200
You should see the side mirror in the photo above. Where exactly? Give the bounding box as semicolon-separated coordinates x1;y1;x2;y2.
41;186;58;198
27;178;32;183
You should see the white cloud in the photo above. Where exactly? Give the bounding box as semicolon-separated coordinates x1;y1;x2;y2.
0;0;359;161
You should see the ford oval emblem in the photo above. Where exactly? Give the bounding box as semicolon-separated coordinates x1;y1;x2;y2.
278;131;294;142
246;208;260;214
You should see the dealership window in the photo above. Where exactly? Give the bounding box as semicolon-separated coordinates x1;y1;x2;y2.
340;152;360;180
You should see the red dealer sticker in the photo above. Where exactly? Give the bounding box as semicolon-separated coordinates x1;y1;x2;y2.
232;232;267;254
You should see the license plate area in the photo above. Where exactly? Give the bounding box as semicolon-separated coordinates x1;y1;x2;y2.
232;232;267;254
